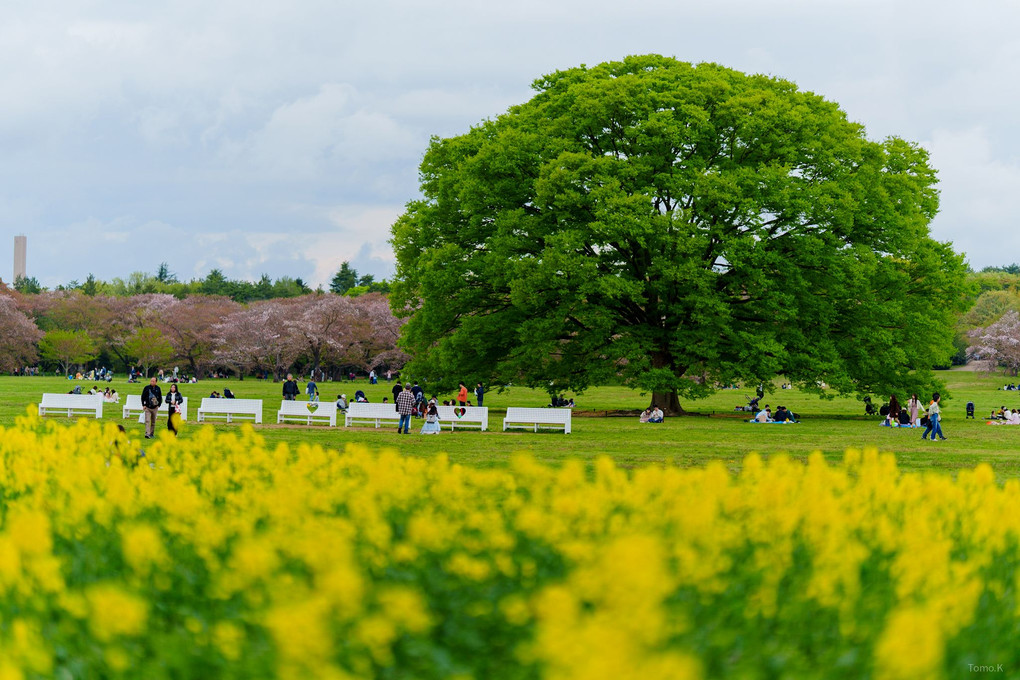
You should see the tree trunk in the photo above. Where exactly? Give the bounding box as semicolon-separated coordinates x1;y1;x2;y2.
649;350;685;416
651;390;684;416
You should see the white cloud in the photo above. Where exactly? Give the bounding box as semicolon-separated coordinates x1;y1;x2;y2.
926;127;1020;266
3;0;1020;280
223;84;419;181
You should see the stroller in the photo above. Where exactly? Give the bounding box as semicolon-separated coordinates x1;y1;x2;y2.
864;396;877;416
735;395;761;413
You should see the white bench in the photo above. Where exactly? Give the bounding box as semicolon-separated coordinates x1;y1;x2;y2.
503;407;571;434
122;394;189;421
345;403;403;428
436;406;489;431
196;398;263;424
39;393;103;418
277;400;338;426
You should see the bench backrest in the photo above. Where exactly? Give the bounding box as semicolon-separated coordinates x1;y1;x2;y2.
504;407;571;424
436;405;488;423
279;400;337;417
347;403;401;419
199;398;263;414
41;393;103;407
40;393;103;415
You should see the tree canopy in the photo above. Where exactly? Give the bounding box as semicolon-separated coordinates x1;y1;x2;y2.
390;55;970;410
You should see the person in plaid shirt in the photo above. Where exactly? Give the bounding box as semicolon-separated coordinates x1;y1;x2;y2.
396;383;416;434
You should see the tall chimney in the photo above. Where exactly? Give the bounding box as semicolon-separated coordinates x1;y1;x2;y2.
13;235;26;282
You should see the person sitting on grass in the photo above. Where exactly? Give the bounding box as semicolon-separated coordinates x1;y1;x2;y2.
774;405;794;423
989;410;1020;425
897;409;911;426
336;394;348;411
754;406;772;423
639;408;651;423
648;405;664;423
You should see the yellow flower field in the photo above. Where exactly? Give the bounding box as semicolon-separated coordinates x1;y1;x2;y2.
1;408;1019;679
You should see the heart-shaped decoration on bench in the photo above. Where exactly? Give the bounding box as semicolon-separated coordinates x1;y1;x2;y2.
306;402;319;413
455;407;466;418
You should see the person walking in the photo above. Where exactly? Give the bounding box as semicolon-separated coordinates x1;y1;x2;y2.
396;383;415;435
282;373;299;401
141;377;163;439
166;383;184;437
306;376;318;401
888;395;901;420
922;393;947;441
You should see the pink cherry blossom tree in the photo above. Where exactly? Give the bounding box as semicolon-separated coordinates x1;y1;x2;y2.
212;300;301;380
968;310;1020;375
0;295;43;372
154;295;241;376
347;292;409;373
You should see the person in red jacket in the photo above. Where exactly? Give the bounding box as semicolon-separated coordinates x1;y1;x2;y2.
457;382;468;406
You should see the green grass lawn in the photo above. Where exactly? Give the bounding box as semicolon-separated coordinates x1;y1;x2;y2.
7;369;1020;478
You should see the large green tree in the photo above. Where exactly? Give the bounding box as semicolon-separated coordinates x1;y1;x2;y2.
390;56;970;412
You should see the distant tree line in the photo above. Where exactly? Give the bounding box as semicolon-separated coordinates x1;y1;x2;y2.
11;261;390;303
0;286;406;381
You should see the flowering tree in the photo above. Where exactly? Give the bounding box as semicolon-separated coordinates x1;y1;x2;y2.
212;300;301;380
0;295;43;372
285;294;360;376
348;293;409;372
968;311;1020;375
154;295;241;376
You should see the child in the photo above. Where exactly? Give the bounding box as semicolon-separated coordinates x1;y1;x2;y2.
420;403;441;434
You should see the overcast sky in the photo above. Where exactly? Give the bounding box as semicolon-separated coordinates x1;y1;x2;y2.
1;0;1018;289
